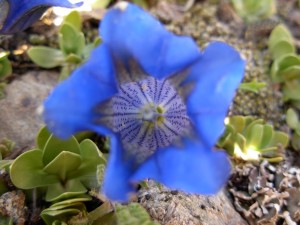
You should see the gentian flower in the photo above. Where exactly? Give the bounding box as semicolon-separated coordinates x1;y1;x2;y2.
43;2;246;201
0;0;82;34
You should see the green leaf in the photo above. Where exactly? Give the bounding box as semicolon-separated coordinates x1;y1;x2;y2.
283;81;300;100
268;131;289;148
260;124;274;149
231;0;275;23
269;41;295;60
279;65;300;80
36;126;52;150
10;150;58;189
43;134;80;166
292;132;300;151
59;23;85;55
0;160;13;170
239;81;266;93
277;54;300;71
43;151;82;181
247;124;264;149
45;179;87;202
27;47;65;68
286;108;299;130
41;201;86;225
91;0;112;9
65;53;82;64
268;24;294;50
68;139;106;180
228;116;246;132
115;203;159;225
64;11;82;31
0;52;12;78
51;195;92;208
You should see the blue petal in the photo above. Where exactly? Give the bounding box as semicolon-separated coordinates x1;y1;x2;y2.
131;139;231;194
43;44;117;139
102;135;135;202
186;42;246;147
100;2;200;79
0;0;83;34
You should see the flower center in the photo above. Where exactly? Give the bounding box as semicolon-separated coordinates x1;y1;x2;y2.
109;76;190;158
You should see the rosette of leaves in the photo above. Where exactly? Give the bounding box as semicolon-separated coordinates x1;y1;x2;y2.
41;196;158;224
41;195;92;225
9;127;106;202
231;0;276;23
286;108;300;151
268;24;300;108
218;116;288;162
27;10;100;80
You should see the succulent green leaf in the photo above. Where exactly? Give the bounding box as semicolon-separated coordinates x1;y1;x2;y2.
217;128;233;148
228;116;246;132
286;108;299;129
64;11;82;31
0;160;13;170
239;81;266;93
92;0;112;9
283;81;300;101
247;124;264;149
278;65;300;80
0;52;12;79
45;179;87;202
41;202;85;225
59;23;85;56
43;134;80;166
43;151;82;182
27;47;65;68
260;124;274;149
10;150;58;189
36;126;52;150
267;131;289;148
65;53;82;64
68;139;106;180
269;41;295;60
51;195;92;208
115;203;159;225
277;54;300;71
231;0;275;23
292;132;300;151
268;25;294;50
245;119;264;138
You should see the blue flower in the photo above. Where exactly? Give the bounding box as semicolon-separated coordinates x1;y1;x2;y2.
0;0;82;34
43;2;246;201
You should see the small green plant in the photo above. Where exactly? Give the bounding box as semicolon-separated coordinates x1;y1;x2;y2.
239;81;266;93
286;108;300;151
9;127;106;202
268;24;300;109
113;203;159;225
231;0;276;23
0;52;12;98
41;195;92;225
27;11;100;80
0;52;12;79
218;116;289;162
0;138;14;160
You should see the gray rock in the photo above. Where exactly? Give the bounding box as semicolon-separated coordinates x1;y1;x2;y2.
0;71;58;151
138;181;247;225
